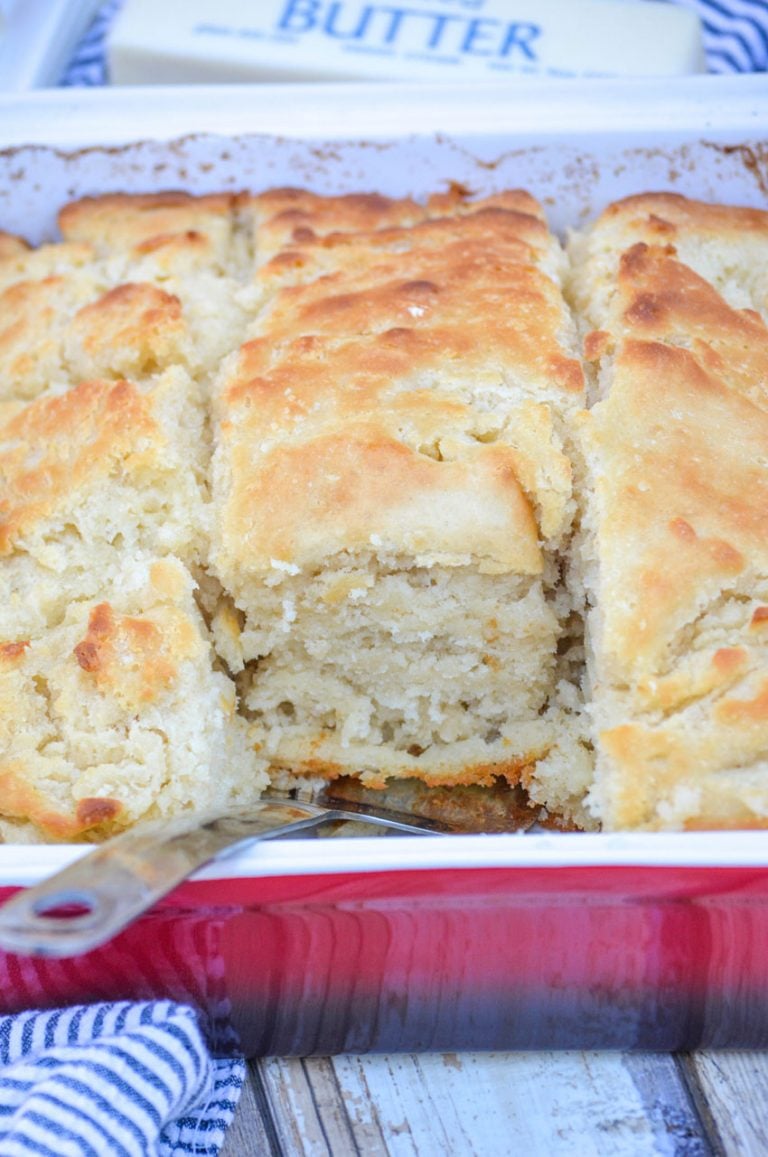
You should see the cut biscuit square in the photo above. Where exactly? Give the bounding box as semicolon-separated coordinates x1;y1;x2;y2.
58;192;244;270
0;557;268;841
0;193;258;403
0;274;199;401
571;195;768;830
0;368;209;640
568;191;768;342
212;193;593;826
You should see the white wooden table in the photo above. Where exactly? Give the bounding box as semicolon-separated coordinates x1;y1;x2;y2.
221;1050;768;1155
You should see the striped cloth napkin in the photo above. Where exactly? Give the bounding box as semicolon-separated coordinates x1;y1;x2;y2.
0;1001;243;1156
61;0;768;86
674;0;768;71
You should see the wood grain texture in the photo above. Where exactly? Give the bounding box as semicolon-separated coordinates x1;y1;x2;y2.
622;1055;711;1157
333;1053;706;1157
685;1052;768;1157
220;1065;279;1157
222;1052;711;1156
257;1057;361;1155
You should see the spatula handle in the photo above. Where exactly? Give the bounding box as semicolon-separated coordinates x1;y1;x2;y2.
0;799;333;958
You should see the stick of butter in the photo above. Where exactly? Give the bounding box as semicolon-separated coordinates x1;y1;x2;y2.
107;0;706;84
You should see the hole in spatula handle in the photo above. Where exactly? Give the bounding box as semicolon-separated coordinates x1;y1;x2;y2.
32;890;98;923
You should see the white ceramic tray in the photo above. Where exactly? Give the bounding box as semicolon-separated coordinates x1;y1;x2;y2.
0;76;766;885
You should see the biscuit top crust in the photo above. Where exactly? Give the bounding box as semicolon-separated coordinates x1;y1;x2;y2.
572;195;768;830
250;187;427;263
583;340;768;688
73;597;198;711
254;201;560;307
250;215;568;350
250;186;547;268
0;239;96;294
215;197;581;577
569;192;768;339
59;191;241;262
0;278;193;399
597;191;768;239
231;206;581;421
224;420;543;576
70;282;191;378
589;242;768;410
0;232;29;260
581;243;768;694
254;204;559;303
426;187;545;221
0;378;161;554
0;640;29;664
0;558;221;840
0;276;89;399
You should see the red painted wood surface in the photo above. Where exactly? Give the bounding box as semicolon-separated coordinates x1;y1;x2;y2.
1;865;767;1054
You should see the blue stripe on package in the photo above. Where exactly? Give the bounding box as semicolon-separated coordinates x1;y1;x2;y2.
0;1002;244;1156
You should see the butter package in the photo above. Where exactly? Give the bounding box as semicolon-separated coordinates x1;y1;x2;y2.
107;0;706;84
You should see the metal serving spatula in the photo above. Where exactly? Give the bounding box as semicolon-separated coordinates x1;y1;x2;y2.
0;792;445;959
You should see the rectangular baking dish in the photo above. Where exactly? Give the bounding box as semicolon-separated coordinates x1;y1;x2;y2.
0;76;767;1054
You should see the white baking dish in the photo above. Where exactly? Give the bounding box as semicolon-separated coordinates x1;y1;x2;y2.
0;77;766;1051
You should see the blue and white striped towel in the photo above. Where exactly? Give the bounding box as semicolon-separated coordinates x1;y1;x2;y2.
674;0;768;72
0;1002;244;1156
61;0;768;86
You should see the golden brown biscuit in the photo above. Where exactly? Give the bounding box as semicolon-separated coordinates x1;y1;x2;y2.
0;558;267;841
0;235;95;293
0;194;257;403
0;232;29;260
249;187;427;266
572;198;768;830
14;185;768;840
568;190;768;339
0;369;208;640
0;276;198;400
67;281;196;381
59;191;241;267
0;276;92;399
251;190;563;311
250;185;546;269
212;193;592;825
